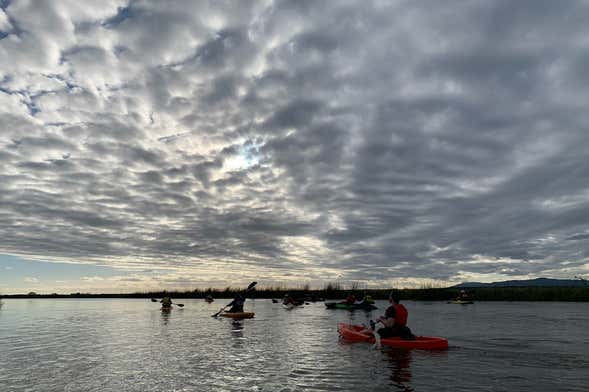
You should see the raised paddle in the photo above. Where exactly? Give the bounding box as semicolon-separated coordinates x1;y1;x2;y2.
212;281;257;317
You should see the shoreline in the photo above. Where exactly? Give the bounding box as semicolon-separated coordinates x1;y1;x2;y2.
3;286;589;302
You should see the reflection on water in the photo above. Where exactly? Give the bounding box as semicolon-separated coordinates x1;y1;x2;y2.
229;319;245;350
160;307;172;325
385;349;413;391
0;299;588;391
230;319;244;335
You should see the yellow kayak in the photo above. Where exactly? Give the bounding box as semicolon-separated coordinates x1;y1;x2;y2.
220;312;255;319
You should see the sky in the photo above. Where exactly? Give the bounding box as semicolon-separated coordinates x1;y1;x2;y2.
1;0;589;294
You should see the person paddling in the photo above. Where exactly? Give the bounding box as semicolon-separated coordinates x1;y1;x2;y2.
283;294;303;306
212;282;257;317
340;293;356;305
160;296;173;309
378;292;414;339
358;293;374;304
283;294;294;305
361;291;415;347
226;293;246;313
456;289;472;302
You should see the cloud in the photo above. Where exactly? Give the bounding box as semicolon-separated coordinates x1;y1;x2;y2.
24;277;39;283
80;276;105;282
1;0;589;290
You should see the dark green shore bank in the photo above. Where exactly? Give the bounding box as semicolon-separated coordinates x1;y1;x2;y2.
4;285;589;301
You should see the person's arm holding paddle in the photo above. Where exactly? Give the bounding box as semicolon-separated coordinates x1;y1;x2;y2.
212;281;257;317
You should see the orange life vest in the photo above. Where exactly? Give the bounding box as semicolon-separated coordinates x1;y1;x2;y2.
393;304;408;326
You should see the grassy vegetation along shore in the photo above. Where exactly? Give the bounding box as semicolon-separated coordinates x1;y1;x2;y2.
3;283;589;302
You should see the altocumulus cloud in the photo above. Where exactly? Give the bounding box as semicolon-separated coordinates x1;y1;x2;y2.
1;0;589;289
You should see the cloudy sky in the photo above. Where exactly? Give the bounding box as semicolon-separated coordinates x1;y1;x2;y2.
1;0;589;294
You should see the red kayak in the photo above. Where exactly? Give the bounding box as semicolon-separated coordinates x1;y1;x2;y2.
338;323;448;350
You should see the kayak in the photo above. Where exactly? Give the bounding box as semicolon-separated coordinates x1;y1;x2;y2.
303;297;324;302
338;323;448;350
205;298;214;303
283;303;303;309
161;306;172;311
325;302;378;311
448;300;474;304
220;312;255;319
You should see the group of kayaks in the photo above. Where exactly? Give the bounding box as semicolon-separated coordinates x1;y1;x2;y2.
154;281;450;349
273;298;449;349
325;302;378;311
158;299;255;319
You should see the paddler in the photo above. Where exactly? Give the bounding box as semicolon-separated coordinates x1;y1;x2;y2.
340;293;356;305
360;291;415;346
456;289;471;301
160;296;173;308
283;294;296;305
358;293;374;304
284;293;304;306
227;293;245;313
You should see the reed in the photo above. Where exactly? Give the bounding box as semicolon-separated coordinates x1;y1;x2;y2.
4;285;589;301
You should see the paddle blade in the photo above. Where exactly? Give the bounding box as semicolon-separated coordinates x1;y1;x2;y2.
212;307;225;317
247;281;258;291
176;303;184;307
151;298;158;302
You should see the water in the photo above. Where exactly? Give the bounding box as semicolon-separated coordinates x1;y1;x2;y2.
1;299;588;391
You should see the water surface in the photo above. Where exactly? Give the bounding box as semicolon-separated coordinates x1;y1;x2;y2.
1;299;588;391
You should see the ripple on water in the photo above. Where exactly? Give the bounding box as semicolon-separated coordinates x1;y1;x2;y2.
1;299;589;391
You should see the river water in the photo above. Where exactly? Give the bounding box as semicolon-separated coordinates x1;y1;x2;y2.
0;299;587;391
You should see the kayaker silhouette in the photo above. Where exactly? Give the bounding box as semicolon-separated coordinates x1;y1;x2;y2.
340;293;356;305
361;291;415;348
227;293;245;313
160;296;172;309
457;290;472;301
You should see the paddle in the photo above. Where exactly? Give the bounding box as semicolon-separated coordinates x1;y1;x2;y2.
212;281;257;317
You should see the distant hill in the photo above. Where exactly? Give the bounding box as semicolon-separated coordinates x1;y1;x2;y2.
453;278;588;288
